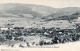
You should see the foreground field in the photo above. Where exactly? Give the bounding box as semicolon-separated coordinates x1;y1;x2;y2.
0;40;80;49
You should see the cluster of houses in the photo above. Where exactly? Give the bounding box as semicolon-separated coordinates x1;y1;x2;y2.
0;23;80;47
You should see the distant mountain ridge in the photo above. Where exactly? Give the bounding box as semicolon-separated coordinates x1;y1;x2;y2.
0;3;80;21
0;3;57;18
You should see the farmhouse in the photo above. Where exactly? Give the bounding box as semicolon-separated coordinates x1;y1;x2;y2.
0;27;8;30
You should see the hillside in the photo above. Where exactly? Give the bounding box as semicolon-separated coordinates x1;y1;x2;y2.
0;3;57;18
0;3;80;21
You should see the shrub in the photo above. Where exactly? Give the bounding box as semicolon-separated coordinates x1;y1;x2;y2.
6;35;12;40
39;40;44;46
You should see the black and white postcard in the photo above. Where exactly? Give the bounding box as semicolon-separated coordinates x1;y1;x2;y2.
0;0;80;51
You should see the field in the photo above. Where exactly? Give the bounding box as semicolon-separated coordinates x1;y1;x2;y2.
0;40;80;48
0;17;76;29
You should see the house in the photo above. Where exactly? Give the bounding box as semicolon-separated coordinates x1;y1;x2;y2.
44;32;49;35
0;27;8;30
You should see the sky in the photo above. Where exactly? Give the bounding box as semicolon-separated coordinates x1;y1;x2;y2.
0;0;80;8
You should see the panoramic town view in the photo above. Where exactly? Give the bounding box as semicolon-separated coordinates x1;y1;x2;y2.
0;3;80;48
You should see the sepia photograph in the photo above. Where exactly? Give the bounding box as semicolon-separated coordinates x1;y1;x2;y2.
0;0;80;51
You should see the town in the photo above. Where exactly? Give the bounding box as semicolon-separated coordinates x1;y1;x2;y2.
0;23;80;47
